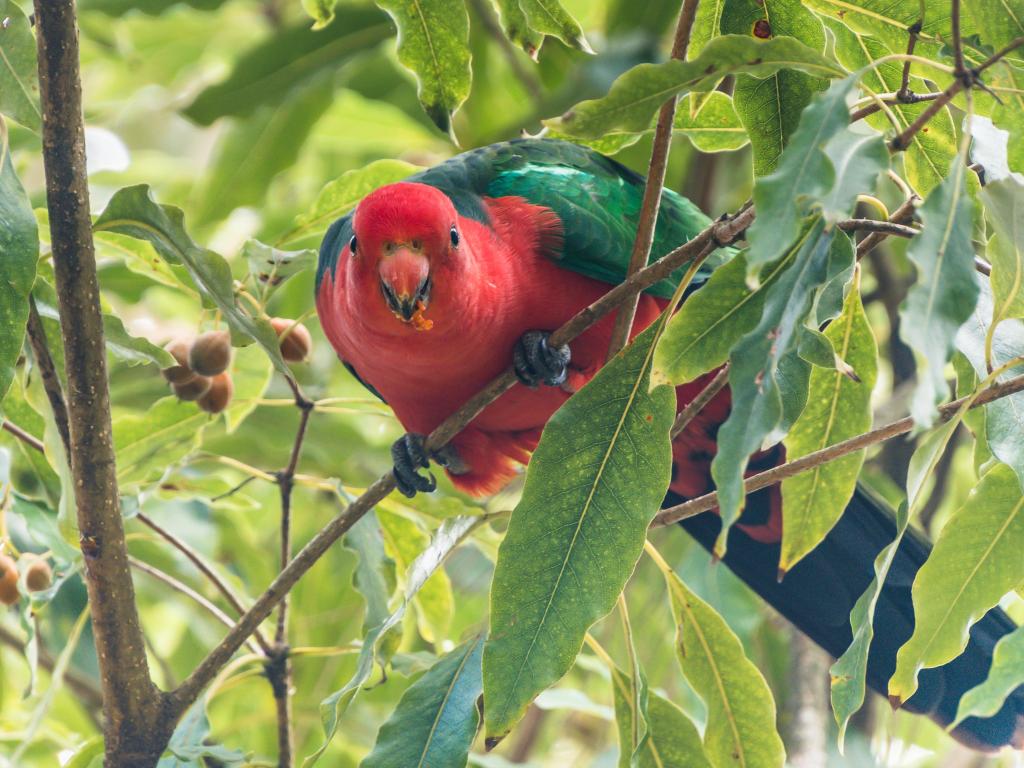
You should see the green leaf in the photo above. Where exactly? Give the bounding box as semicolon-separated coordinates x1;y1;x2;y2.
965;0;1024;50
183;7;391;124
303;0;335;29
651;553;785;768
831;404;966;748
711;222;851;553
744;77;857;275
281;158;421;245
689;0;725;57
721;0;827;176
780;278;877;573
0;1;41;132
345;512;398;638
899;162;979;426
159;697;246;766
674;92;749;152
113;397;211;488
952;624;1024;728
483;326;675;744
0;121;38;403
988;63;1024;175
516;0;593;53
310;514;487;767
375;0;471;136
194;74;334;223
981;176;1024;326
547;35;844;140
93;185;291;376
242;239;317;296
493;0;543;58
611;666;711;768
361;635;484;768
889;463;1024;705
652;250;794;386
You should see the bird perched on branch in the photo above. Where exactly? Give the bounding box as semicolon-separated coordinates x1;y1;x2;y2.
316;138;1023;752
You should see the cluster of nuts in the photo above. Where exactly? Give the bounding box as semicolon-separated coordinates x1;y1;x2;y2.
0;553;53;606
161;319;312;412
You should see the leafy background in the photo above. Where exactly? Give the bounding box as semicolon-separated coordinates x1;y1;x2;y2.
1;0;1023;765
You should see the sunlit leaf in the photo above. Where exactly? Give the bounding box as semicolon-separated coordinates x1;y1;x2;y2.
981;177;1024;327
780;276;877;573
113;397;211;488
375;0;471;136
483;326;675;745
494;0;543;58
889;463;1024;705
952;624;1024;728
0;1;41;133
547;35;844;139
674;92;749;152
362;635;484;768
516;0;592;53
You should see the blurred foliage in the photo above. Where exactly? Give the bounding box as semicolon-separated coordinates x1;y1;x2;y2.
0;0;1023;766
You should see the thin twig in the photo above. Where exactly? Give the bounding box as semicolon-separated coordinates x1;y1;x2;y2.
652;372;1024;527
849;90;943;122
838;219;919;238
671;366;729;438
135;512;271;654
169;202;757;715
1;420;45;453
607;0;702;356
951;0;965;79
898;22;922;101
855;197;919;260
25;297;70;461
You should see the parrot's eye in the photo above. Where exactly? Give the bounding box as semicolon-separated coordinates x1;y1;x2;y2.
348;235;357;255
450;227;459;247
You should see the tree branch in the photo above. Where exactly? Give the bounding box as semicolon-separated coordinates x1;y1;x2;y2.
25;297;70;461
672;365;729;438
607;0;702;356
32;1;168;761
1;420;45;453
652;372;1024;527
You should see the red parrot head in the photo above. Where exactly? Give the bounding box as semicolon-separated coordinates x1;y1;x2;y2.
346;182;463;330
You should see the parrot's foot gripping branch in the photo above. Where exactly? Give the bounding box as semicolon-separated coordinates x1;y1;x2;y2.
513;331;571;388
391;433;437;497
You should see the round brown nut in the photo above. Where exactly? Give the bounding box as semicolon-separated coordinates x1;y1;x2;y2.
173;375;213;401
197;372;233;414
24;557;52;592
0;555;19;606
161;339;196;384
270;317;312;363
189;330;232;376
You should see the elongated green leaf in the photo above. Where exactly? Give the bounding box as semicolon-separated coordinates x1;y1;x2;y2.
547;35;844;139
378;509;454;644
899;162;979;427
675;92;749;152
310;514;487;767
711;223;852;553
243;240;316;295
721;0;827;175
346;512;398;638
0;1;40;132
889;463;1024;704
780;278;877;573
184;7;391;124
483;326;675;744
376;0;471;136
282;159;420;245
989;63;1024;175
494;0;543;58
952;624;1024;728
744;77;855;275
831;404;967;748
0;121;38;403
981;177;1024;326
113;397;211;488
362;635;484;768
806;0;968;51
195;74;334;223
653;251;794;386
611;666;711;768
689;0;725;56
516;0;592;53
652;555;785;768
93;186;290;376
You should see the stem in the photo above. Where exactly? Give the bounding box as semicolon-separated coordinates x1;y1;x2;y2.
838;219;919;238
652;372;1024;527
607;0;702;357
897;21;922;101
1;420;45;453
25;297;70;461
671;366;729;438
32;1;167;761
855;197;918;260
951;0;965;78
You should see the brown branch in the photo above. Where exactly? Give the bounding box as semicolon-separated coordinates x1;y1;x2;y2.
169;202;757;716
672;365;729;438
32;1;168;762
855;197;918;260
951;0;965;80
607;0;702;356
898;21;922;101
849;90;943;123
652;372;1024;527
1;420;45;453
25;297;70;461
838;219;919;238
135;512;272;654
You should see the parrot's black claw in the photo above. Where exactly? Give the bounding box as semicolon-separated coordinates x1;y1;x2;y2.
391;433;437;498
514;331;570;388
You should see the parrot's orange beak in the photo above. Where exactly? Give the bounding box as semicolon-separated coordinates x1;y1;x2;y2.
378;244;431;324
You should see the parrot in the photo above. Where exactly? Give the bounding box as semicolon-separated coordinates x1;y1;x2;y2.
315;138;1024;752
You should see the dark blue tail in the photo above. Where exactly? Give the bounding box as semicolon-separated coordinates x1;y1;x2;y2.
668;484;1024;752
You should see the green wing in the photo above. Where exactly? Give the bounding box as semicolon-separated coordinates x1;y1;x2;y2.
415;138;724;299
